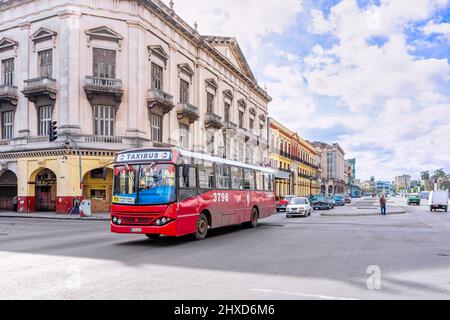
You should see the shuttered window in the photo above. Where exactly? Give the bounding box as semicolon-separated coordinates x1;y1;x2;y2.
93;48;116;79
180;79;189;103
38;49;52;78
150;113;162;142
2;58;14;85
2;111;14;140
151;63;163;90
38;106;52;136
94;105;115;136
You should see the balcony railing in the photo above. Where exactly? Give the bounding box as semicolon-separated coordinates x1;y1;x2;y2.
22;76;57;102
24;76;57;91
204;112;223;129
0;139;11;146
27;136;49;144
147;88;174;105
85;77;122;89
147;88;174;114
84;135;123;144
0;84;18;105
223;121;237;130
176;103;200;123
84;76;123;104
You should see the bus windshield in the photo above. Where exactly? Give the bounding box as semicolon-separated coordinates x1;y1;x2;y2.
113;163;176;205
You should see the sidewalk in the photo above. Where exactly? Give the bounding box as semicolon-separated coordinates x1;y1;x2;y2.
0;211;110;221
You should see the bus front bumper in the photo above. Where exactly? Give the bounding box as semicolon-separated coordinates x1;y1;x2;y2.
111;222;178;237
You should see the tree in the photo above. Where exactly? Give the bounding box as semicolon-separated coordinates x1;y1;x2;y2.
433;168;446;180
420;171;430;181
370;176;375;182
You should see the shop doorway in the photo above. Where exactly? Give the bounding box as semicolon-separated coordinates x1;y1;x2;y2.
35;169;57;211
83;168;113;213
0;170;18;210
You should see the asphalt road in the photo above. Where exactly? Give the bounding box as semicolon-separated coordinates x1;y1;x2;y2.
1;197;449;300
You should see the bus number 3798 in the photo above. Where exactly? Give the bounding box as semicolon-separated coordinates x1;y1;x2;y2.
213;193;229;203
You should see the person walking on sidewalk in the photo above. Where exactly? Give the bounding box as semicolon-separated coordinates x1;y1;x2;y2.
380;195;387;215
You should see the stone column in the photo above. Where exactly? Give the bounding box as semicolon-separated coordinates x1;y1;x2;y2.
16;22;31;137
57;11;82;135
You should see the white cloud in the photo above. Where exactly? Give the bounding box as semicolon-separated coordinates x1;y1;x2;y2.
423;21;450;40
302;0;450;179
161;0;303;49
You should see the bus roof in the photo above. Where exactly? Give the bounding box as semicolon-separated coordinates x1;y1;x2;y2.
115;147;291;178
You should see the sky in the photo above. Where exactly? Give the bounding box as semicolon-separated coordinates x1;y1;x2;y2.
162;0;450;181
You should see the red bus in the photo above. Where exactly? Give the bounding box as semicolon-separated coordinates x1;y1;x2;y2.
111;147;276;240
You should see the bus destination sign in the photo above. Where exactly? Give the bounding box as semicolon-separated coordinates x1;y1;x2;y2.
116;151;172;163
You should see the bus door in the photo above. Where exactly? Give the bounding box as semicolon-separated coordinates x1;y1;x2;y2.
176;165;199;234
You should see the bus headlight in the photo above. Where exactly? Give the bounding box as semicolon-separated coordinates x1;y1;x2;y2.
153;217;173;226
117;219;122;225
112;216;118;223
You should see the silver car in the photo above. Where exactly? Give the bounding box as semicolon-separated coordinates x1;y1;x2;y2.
286;197;312;218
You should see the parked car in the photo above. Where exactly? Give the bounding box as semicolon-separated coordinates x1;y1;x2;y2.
332;195;345;206
286;197;312;218
312;196;333;210
276;195;296;212
324;196;336;209
344;196;352;204
407;194;421;206
429;191;449;212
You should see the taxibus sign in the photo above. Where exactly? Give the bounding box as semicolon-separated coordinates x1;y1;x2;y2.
117;151;172;163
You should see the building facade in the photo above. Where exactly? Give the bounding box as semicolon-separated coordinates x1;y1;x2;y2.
394;175;411;190
269;118;319;200
0;0;271;213
312;142;347;195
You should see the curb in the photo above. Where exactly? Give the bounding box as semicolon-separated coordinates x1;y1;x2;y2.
0;214;109;221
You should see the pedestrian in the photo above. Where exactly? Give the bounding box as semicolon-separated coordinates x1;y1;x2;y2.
12;196;18;212
70;197;80;215
380;195;387;215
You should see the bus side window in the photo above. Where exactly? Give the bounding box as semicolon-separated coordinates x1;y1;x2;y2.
216;164;230;189
179;165;197;189
199;161;214;189
231;167;244;190
264;173;273;191
256;171;264;191
244;169;255;190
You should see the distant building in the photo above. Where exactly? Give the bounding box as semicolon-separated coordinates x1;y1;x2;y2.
376;181;394;194
394;175;411;190
269;118;319;200
312;142;347;195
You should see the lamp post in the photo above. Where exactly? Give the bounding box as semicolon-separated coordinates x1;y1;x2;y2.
309;176;313;198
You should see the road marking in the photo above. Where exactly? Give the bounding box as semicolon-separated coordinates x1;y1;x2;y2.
251;288;358;300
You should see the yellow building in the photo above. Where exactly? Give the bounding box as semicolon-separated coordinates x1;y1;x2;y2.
269;118;319;200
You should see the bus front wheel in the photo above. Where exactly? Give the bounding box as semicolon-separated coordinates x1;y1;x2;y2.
194;213;209;240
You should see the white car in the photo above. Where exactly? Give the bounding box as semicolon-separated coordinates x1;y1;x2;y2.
286;197;312;218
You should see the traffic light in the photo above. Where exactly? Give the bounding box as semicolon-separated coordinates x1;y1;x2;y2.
48;120;58;142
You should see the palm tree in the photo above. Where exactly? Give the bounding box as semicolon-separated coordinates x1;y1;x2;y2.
433;168;446;179
370;176;375;182
420;171;430;181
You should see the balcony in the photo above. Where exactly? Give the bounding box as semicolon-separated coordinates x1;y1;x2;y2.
176;103;199;124
22;76;57;103
235;127;250;142
0;85;18;105
0;139;11;146
84;76;123;104
147;88;174;114
84;135;123;144
222;121;237;136
247;131;259;146
204;112;223;130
